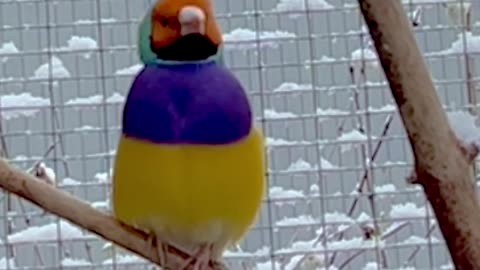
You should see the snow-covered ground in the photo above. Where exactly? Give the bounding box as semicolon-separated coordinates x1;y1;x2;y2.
0;0;478;269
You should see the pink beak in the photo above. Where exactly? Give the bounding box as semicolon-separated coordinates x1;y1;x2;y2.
178;6;206;36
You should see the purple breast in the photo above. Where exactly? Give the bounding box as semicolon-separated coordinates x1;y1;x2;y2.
121;61;252;145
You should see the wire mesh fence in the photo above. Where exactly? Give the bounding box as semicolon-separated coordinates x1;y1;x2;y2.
0;0;478;269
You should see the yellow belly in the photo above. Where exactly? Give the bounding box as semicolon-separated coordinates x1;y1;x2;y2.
111;128;266;255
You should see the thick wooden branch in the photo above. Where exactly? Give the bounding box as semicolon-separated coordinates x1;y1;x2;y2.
0;158;228;270
357;0;480;269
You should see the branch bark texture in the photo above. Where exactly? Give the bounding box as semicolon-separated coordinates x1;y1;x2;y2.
0;158;227;270
357;1;480;269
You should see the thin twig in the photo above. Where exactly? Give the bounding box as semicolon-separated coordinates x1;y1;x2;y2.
350;59;386;268
402;223;437;267
33;244;45;266
329;113;394;265
339;221;409;269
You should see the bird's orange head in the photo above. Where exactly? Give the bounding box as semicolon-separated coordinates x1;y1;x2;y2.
150;0;223;61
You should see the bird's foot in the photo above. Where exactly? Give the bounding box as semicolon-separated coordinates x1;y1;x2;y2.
147;232;168;267
179;244;212;270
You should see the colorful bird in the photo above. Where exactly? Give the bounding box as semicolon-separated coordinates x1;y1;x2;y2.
112;0;266;269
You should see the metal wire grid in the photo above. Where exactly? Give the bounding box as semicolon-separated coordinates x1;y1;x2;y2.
0;0;478;269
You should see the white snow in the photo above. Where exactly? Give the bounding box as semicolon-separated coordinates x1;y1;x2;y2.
325;211;355;224
103;254;147;265
266;137;296;146
389;202;426;219
65;93;125;106
33;56;71;80
65;95;102;105
8;221;85;243
316;108;350;117
74;125;101;131
269;186;305;200
381;160;408;166
276;212;354;227
286;157;337;171
337;129;372;152
337;129;368;143
364;104;397;113
57;36;98;59
276;215;317;227
224;246;270;259
73;18;117;25
61;257;91;267
305;55;338;64
287;158;314;171
351;48;377;62
309;184;319;194
107;92;125;103
266;137;300;146
91;200;110;210
356;212;372;223
74;18;117;25
441;263;454;269
442;32;480;54
11;155;29;162
264;109;297;119
0;42;19;55
115;64;143;75
401;0;448;3
350;48;379;74
329;237;383;250
0;93;51;120
256;260;282;270
447;110;480;149
61;177;82;186
256;256;333;270
0;41;19;62
223;28;296;50
273;82;318;92
363;262;378;270
274;0;334;17
374;183;396;194
398;235;440;245
320;157;337;170
0;257;16;269
280;254;325;270
94;171;110;183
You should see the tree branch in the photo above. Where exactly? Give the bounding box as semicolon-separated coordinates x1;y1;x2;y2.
0;158;228;270
357;0;480;269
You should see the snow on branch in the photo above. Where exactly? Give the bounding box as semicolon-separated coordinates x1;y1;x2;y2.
0;158;228;270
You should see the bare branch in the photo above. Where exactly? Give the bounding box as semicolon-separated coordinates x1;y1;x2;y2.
358;0;480;268
0;158;228;270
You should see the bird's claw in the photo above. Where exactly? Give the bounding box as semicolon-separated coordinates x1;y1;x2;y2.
147;232;167;267
179;244;212;270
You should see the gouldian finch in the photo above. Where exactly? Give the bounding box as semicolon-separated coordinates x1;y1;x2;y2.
112;0;266;269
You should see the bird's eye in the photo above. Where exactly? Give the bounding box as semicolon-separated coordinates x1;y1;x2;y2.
160;18;169;27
